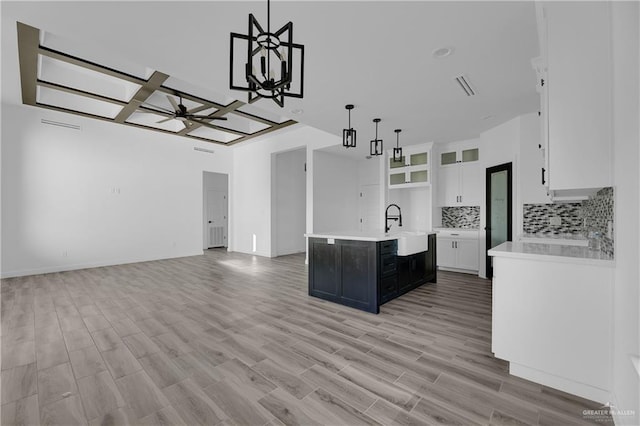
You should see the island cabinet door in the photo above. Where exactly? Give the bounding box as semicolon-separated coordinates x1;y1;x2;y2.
308;238;379;314
308;239;340;298
340;242;377;311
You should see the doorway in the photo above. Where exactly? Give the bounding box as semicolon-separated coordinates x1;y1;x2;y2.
485;162;512;278
203;172;229;249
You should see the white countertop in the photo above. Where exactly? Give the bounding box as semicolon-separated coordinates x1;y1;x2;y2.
305;230;435;242
434;227;480;232
488;241;614;266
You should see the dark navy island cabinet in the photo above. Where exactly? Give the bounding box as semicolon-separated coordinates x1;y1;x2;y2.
308;234;436;314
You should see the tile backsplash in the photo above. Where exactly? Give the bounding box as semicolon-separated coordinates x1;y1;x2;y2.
442;206;480;229
583;187;614;256
522;187;614;257
522;203;583;234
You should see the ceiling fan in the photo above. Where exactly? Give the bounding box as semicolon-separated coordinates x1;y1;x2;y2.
140;94;227;129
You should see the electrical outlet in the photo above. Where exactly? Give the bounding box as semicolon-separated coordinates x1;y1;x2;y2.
549;216;561;226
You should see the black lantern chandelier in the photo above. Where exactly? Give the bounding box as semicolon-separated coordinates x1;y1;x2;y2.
229;0;305;107
370;118;383;156
393;129;403;162
343;104;356;148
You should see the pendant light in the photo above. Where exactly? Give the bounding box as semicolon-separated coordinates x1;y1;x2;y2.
229;0;305;107
393;129;403;162
370;118;383;156
343;104;356;148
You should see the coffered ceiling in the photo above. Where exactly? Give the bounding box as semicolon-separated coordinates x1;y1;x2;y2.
1;1;540;151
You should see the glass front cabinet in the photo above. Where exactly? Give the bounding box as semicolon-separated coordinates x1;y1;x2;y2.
387;143;432;189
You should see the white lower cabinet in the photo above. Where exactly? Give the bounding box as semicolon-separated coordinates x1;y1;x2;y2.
491;255;613;403
436;230;479;273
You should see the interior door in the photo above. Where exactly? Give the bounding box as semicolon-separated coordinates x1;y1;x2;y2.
358;184;381;231
485;163;512;278
206;190;228;248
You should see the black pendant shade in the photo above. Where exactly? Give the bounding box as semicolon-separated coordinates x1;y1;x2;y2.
229;0;305;107
343;104;356;148
393;129;403;162
370;118;383;156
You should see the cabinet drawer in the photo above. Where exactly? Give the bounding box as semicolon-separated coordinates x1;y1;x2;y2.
379;240;397;255
380;255;397;275
380;275;398;303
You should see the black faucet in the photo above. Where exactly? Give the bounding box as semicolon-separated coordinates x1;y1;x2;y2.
385;204;403;233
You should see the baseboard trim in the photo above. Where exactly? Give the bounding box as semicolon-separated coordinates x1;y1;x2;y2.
437;266;479;275
1;251;204;278
509;362;610;404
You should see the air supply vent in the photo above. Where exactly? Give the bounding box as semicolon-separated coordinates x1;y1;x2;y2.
194;147;215;154
454;74;476;96
40;118;81;130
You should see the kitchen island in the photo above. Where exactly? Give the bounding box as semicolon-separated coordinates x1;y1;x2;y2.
306;231;436;314
489;241;614;403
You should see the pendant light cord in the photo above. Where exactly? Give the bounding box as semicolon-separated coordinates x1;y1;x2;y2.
267;0;271;81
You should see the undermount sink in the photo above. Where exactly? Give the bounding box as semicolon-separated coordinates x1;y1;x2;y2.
391;231;429;256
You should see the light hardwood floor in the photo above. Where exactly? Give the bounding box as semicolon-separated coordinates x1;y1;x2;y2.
1;249;609;425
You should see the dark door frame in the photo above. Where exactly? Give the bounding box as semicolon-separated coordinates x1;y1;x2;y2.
485;162;513;279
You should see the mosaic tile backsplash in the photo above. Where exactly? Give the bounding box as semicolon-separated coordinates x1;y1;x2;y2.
442;206;480;229
522;203;584;234
522;187;614;257
583;187;614;256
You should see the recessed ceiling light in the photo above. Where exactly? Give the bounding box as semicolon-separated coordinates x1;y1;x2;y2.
433;47;454;59
290;108;304;115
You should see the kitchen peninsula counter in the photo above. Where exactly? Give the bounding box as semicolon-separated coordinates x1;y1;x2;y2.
489;241;614;403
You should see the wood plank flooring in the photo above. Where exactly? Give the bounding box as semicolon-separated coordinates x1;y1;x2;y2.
1;249;610;425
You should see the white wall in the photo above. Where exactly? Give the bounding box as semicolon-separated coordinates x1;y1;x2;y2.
231;125;338;257
313;151;359;233
388;187;431;232
1;104;233;277
611;2;640;423
272;147;306;256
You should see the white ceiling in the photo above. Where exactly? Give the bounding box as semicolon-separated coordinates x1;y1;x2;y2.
1;1;540;156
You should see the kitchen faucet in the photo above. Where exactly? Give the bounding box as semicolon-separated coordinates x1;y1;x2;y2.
385;204;403;233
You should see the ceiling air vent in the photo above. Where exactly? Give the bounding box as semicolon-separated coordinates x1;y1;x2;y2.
193;147;215;154
40;118;81;130
454;74;476;96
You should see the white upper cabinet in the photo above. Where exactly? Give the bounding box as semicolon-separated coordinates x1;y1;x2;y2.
436;146;482;207
536;2;613;194
387;143;432;189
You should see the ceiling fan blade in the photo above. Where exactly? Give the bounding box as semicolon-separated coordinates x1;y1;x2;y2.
156;117;174;124
189;119;222;131
189;115;228;120
166;95;180;111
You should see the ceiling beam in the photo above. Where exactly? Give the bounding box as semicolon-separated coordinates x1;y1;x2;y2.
114;71;169;123
179;100;246;137
17;22;39;105
37;80;128;106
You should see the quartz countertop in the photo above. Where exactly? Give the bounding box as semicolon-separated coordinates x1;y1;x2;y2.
434;227;480;232
305;230;435;242
488;241;614;266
